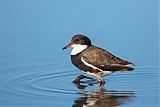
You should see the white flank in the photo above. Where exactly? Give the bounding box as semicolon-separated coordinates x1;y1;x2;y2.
81;57;113;77
81;57;102;71
71;44;88;55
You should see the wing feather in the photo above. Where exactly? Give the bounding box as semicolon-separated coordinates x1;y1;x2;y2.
81;46;134;71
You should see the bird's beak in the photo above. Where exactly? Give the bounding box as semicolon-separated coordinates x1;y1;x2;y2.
62;42;73;50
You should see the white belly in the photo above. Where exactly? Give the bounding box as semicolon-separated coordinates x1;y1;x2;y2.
86;71;114;79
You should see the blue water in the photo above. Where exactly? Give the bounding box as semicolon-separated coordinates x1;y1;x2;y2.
0;0;159;107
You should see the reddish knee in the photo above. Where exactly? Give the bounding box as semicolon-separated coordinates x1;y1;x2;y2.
98;79;105;85
91;69;100;73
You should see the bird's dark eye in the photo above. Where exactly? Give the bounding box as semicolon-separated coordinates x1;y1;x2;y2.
75;39;80;42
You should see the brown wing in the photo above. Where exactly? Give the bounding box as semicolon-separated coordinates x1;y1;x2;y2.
81;46;134;71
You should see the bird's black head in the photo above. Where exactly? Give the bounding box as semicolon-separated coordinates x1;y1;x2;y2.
71;34;92;46
62;34;92;50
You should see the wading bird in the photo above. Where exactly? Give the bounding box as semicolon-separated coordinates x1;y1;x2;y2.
63;34;134;85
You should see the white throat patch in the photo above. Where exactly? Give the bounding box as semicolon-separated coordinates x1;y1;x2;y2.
71;44;88;55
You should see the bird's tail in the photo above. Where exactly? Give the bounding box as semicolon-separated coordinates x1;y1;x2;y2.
103;64;134;71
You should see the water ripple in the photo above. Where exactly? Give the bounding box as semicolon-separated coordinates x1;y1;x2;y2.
0;63;159;106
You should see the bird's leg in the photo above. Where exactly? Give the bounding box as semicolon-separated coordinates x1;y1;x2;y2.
88;79;105;86
90;69;106;86
98;79;106;86
73;75;85;84
73;75;96;84
83;75;97;80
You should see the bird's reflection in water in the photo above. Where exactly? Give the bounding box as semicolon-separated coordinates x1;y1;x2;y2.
73;80;135;107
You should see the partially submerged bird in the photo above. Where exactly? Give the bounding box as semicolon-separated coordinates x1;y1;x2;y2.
63;34;134;85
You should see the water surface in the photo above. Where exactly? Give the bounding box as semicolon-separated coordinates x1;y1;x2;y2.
0;0;159;107
0;59;159;107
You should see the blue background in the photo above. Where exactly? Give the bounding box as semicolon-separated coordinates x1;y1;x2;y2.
0;0;159;107
0;0;158;63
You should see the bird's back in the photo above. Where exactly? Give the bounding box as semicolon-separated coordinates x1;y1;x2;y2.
81;45;134;71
